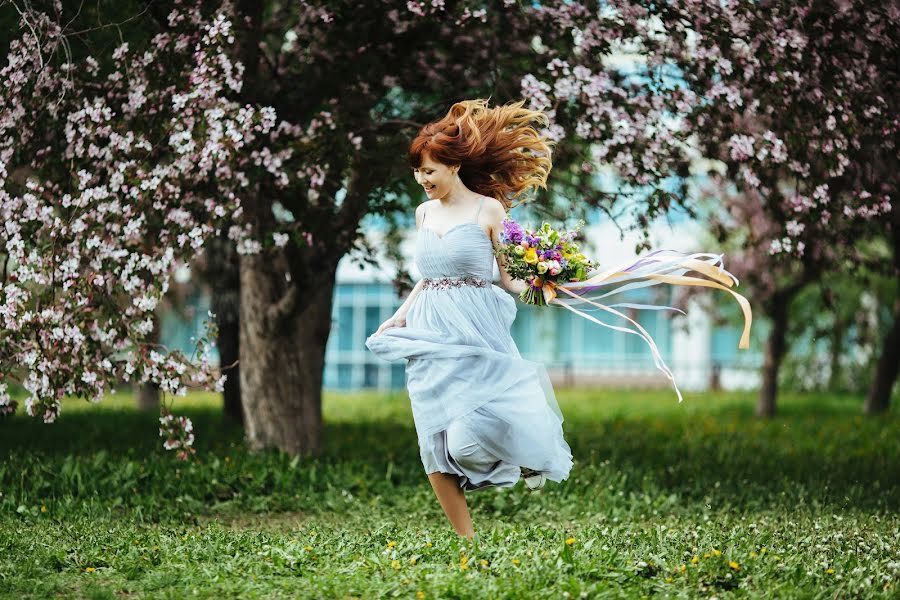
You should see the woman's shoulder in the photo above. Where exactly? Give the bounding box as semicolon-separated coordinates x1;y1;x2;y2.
479;195;506;218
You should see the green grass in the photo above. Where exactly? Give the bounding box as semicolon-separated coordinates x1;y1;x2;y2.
1;388;898;599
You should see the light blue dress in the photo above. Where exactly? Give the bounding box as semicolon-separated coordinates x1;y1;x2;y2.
365;197;573;491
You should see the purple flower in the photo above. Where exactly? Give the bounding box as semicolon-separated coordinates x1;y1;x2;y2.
501;218;524;244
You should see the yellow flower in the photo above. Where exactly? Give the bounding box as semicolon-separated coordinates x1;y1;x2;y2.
304;546;313;552
703;553;710;559
417;593;426;599
665;577;673;583
750;551;758;558
459;564;468;571
387;540;396;549
524;248;538;264
410;557;417;565
826;568;835;575
690;556;699;565
511;559;521;566
565;537;576;546
425;541;432;548
729;561;740;571
391;559;401;570
40;505;47;513
84;567;96;573
712;549;721;556
459;555;468;565
760;547;767;555
480;559;489;567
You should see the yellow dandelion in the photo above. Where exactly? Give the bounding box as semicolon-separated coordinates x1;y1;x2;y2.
459;563;468;571
729;561;740;571
417;593;426;600
511;558;521;566
425;541;433;548
665;577;673;583
84;567;96;573
750;551;758;558
387;540;396;549
480;559;489;567
712;549;721;556
410;557;417;565
40;505;47;513
679;564;686;573
703;553;710;559
391;559;401;570
760;547;767;555
459;554;468;565
826;568;835;575
304;546;313;552
691;556;699;565
565;537;576;546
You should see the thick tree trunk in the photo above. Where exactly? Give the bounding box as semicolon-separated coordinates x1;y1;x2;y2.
865;192;900;415
865;296;900;415
207;235;242;424
238;253;335;455
757;291;791;418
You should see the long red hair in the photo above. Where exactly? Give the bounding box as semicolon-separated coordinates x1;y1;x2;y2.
408;98;554;209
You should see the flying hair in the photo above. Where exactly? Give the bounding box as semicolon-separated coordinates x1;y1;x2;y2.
408;98;555;209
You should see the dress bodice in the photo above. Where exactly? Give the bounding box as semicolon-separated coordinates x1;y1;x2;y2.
415;198;494;279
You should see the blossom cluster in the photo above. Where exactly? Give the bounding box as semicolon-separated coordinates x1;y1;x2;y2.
520;0;894;261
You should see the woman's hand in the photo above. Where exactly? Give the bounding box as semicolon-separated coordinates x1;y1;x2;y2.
372;314;406;337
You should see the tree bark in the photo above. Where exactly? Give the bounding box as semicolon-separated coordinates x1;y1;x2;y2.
865;296;900;415
238;253;336;455
827;317;844;392
757;290;792;418
136;315;161;411
207;235;242;424
864;191;900;415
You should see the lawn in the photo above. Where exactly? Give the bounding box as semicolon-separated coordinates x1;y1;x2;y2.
1;388;898;598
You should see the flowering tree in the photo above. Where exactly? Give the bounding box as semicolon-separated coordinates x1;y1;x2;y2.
3;0;714;455
0;4;274;457
527;0;897;414
5;0;893;457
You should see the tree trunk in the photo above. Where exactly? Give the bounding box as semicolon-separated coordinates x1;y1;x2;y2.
865;296;900;415
238;253;336;455
207;235;243;424
136;315;161;411
865;190;900;415
757;291;791;418
827;317;844;392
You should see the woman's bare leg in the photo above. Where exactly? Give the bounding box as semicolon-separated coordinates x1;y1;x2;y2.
427;472;475;538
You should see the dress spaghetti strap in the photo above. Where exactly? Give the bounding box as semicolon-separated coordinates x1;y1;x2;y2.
473;196;485;222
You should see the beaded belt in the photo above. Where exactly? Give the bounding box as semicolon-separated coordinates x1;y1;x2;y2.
422;276;488;290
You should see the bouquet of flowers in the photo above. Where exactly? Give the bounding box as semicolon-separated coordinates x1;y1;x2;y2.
496;218;594;306
495;214;754;403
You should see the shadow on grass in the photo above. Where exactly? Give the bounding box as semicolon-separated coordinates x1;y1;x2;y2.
1;394;898;515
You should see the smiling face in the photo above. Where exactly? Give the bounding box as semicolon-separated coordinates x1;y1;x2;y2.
412;153;459;200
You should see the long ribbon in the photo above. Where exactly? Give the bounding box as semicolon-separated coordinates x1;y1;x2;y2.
536;250;753;402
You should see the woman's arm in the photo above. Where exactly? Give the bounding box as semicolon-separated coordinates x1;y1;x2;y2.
485;199;529;295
